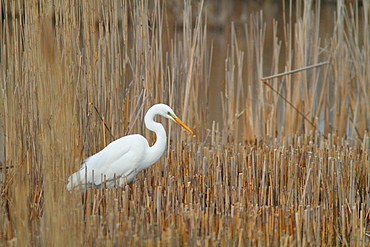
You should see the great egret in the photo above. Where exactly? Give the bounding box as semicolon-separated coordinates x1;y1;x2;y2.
67;104;193;191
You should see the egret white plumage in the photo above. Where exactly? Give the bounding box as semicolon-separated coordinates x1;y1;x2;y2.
67;104;193;191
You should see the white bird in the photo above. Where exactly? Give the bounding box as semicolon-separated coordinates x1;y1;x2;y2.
67;104;193;191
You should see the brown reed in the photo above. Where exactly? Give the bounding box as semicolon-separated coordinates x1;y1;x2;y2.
0;0;369;246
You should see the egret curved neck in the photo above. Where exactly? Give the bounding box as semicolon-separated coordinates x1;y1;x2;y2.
144;112;167;166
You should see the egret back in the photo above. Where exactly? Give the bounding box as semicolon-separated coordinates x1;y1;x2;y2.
67;134;150;191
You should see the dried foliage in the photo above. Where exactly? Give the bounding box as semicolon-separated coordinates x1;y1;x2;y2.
0;0;369;246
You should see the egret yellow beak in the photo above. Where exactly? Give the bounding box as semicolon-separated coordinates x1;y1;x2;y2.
173;116;194;135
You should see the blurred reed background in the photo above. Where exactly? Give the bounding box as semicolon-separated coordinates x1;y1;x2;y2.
0;0;369;245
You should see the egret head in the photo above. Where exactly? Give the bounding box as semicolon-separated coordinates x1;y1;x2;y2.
153;104;194;135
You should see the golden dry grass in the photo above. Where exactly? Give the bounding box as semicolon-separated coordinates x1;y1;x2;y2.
1;0;369;246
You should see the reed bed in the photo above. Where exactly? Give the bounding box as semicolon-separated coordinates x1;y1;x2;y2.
1;0;369;246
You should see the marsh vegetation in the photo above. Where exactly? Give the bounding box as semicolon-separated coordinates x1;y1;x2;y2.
1;0;369;245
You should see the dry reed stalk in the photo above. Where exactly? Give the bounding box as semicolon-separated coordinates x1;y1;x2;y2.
0;0;369;246
261;61;330;132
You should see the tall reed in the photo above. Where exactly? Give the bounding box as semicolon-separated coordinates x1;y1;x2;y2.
0;0;369;246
